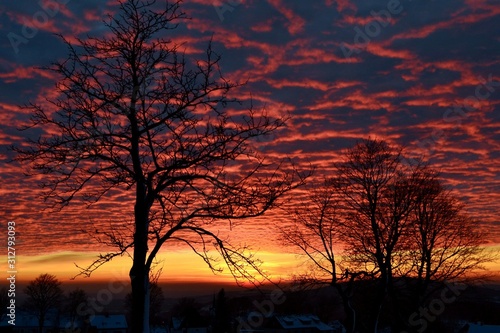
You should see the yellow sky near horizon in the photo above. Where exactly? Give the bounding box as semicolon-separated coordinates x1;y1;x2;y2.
3;245;500;285
2;249;303;284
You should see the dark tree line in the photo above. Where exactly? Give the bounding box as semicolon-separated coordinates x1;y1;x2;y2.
281;139;491;333
24;274;63;333
22;274;90;333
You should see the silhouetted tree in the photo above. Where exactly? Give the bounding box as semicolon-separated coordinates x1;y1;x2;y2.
406;170;490;306
15;1;307;332
213;288;230;333
282;139;490;332
149;283;165;325
280;178;359;333
331;139;425;331
24;274;63;333
65;288;88;329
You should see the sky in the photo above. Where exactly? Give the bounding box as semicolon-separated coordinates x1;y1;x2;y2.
0;0;499;285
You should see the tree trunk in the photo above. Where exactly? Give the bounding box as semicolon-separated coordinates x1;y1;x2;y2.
130;183;150;333
334;283;356;333
373;268;388;333
130;267;149;333
38;313;45;333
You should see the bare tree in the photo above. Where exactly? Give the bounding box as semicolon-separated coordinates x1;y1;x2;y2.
331;139;423;331
213;288;231;333
283;139;491;332
280;178;359;333
65;288;88;329
148;283;165;325
14;1;306;332
405;170;490;305
24;274;63;333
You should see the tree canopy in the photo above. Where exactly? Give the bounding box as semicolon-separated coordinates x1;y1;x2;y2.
15;1;307;332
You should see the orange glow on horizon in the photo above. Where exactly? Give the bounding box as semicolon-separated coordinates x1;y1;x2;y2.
2;249;303;284
3;245;499;285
